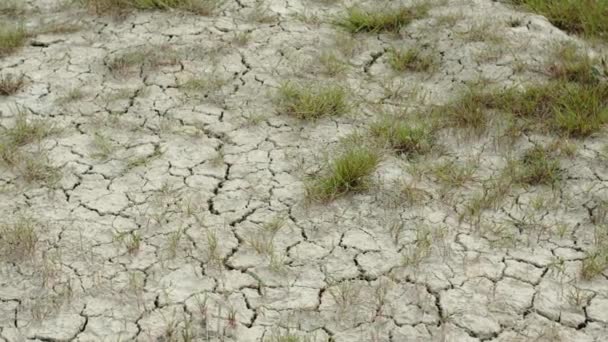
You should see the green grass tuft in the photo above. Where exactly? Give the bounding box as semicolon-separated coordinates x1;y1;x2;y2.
276;82;348;119
548;43;606;84
336;4;428;33
514;146;561;185
370;117;435;157
441;80;608;138
0;21;27;57
492;82;608;137
387;47;437;73
439;87;491;133
513;0;608;40
306;146;380;201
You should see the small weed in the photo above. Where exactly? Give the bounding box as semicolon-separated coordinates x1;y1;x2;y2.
581;225;608;279
461;173;513;223
370;117;435;157
336;4;429;33
306;146;380;201
329;281;361;311
276;82;348;119
90;132;116;160
166;227;185;259
126;145;163;169
398;180;430;205
512;0;608;40
1;109;53;158
319;52;348;76
402;225;434;266
56;88;86;104
114;231;142;255
232;32;251;46
0;21;27;56
0;73;25;96
21;152;61;184
387;47;437;73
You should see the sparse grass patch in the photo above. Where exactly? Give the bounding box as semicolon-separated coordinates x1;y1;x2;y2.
512;0;608;40
462;21;504;43
179;74;228;103
79;0;222;15
0;110;60;185
441;80;608;137
491;82;608;137
430;159;477;188
20;152;61;184
0;73;25;96
318;52;348;76
2;110;53;150
107;47;180;77
438;86;490;133
336;4;429;33
581;225;608;279
0;215;38;263
306;146;380;201
0;21;27;57
513;146;561;185
276;82;348;119
387;47;437;73
90;132;116;160
56;88;86;104
460;172;513;224
370;117;435;157
547;43;605;84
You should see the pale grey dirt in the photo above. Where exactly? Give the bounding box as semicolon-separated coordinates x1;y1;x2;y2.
1;0;608;341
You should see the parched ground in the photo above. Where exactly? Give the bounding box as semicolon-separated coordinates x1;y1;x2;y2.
1;0;608;341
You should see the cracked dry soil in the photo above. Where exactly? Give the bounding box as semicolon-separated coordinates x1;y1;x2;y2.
2;0;608;341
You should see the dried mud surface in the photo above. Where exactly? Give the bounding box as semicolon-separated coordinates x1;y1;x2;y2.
1;0;608;341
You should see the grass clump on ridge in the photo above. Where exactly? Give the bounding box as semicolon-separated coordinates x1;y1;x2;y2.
306;146;380;201
276;82;348;120
439;80;608;138
512;0;608;40
336;4;429;33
